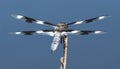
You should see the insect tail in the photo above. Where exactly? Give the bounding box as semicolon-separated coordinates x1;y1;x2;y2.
60;36;64;44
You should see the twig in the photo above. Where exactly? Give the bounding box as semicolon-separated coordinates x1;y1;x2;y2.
60;35;68;69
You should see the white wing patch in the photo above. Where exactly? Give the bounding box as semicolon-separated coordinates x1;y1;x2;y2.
13;32;22;35
65;30;79;34
11;14;24;19
36;31;54;36
36;20;44;24
74;21;84;25
98;16;107;20
94;31;106;34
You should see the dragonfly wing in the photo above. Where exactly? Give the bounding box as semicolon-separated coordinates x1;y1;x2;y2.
65;30;106;35
67;15;109;25
10;30;55;36
11;14;57;27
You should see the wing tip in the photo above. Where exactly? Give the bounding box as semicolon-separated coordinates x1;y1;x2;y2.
9;32;22;35
11;14;17;18
99;15;111;20
11;14;23;19
94;31;106;34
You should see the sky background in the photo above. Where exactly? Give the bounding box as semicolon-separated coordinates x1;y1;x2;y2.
0;0;120;69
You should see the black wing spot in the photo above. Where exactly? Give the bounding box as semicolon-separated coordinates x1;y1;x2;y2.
80;31;94;35
84;17;98;23
22;31;35;35
44;22;57;26
24;16;36;23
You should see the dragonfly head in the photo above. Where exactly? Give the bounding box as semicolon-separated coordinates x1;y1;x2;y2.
54;22;68;31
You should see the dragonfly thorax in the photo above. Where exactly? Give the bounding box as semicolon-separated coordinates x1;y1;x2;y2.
55;23;68;32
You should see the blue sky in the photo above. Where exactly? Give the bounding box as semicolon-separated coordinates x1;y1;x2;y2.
0;0;120;69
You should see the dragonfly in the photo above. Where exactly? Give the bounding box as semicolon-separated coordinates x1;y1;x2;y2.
11;14;109;53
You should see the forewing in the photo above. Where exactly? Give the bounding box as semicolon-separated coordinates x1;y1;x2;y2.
11;14;57;27
10;30;55;36
67;15;109;25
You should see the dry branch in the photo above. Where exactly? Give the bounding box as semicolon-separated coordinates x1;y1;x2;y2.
60;35;68;69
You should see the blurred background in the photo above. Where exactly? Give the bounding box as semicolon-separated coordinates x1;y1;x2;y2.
0;0;120;69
